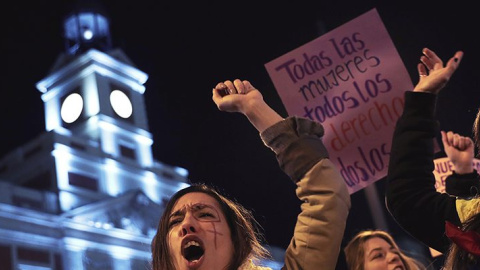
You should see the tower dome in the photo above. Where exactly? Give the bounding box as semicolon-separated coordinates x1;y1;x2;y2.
63;0;112;55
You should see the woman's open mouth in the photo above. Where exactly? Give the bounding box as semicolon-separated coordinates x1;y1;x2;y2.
183;240;205;262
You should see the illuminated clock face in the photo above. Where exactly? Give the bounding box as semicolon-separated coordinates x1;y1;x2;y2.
110;90;133;118
61;93;83;123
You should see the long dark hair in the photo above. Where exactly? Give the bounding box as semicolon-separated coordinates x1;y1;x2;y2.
151;183;270;270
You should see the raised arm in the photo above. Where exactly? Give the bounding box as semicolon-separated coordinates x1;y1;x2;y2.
441;131;480;198
442;130;475;174
212;79;350;269
386;48;464;253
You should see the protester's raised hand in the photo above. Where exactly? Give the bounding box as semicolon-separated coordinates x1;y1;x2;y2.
413;48;463;94
441;130;474;174
212;78;283;132
212;79;263;114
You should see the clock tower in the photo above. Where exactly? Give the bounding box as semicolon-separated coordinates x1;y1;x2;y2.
0;1;189;268
28;1;189;212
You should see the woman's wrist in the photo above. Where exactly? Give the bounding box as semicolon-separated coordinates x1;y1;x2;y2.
453;163;474;174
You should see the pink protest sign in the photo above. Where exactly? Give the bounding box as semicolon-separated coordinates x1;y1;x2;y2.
265;8;413;194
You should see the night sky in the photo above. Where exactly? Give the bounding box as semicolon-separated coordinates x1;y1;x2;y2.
3;0;479;268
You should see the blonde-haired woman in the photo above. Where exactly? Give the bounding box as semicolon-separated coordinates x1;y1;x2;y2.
344;230;427;270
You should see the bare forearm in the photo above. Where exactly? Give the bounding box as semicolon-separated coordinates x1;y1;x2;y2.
243;98;284;133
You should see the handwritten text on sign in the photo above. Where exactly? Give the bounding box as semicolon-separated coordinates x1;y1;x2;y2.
265;9;413;194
